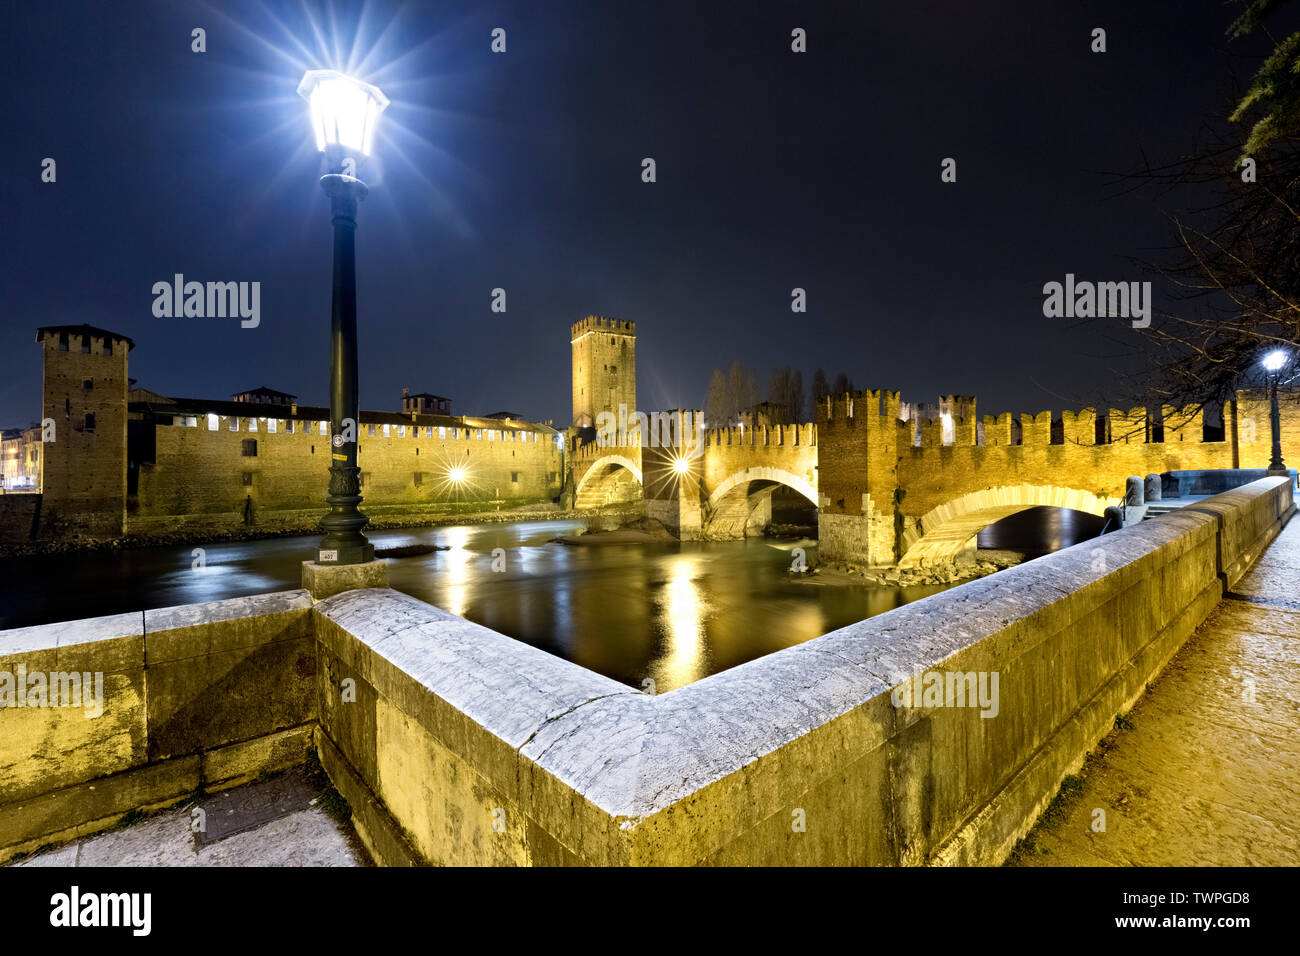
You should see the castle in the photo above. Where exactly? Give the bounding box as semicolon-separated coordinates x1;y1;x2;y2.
0;324;568;545
2;318;1296;567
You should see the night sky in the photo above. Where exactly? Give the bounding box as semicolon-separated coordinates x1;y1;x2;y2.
0;1;1279;428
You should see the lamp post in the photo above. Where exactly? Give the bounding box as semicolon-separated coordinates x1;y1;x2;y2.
1262;349;1289;477
297;69;389;565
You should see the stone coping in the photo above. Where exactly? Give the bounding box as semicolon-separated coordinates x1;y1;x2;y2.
0;590;313;673
313;489;1258;824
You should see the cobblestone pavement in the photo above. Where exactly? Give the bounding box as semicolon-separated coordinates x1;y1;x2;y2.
1010;516;1300;866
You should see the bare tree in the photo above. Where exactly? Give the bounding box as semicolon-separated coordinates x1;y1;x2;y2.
1094;1;1300;428
704;368;728;427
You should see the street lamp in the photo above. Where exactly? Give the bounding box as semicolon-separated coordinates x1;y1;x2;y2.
1262;349;1289;477
298;69;389;565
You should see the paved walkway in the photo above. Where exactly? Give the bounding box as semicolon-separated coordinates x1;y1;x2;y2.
1010;515;1300;866
11;767;365;867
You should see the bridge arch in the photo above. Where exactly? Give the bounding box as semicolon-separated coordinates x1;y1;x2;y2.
704;466;818;538
574;454;643;509
898;484;1118;567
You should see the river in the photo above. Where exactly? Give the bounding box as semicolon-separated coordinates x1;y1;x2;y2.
0;507;1101;691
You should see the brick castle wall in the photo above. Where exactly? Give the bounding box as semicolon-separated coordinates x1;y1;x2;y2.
571;316;635;429
39;329;130;538
131;415;563;535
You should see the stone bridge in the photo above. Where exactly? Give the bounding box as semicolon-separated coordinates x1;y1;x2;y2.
570;412;818;539
571;389;1296;565
817;389;1270;567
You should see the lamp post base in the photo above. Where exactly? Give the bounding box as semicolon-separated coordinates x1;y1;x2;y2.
318;462;374;564
302;558;388;601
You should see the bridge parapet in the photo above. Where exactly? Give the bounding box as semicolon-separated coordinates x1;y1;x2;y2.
703;423;816;448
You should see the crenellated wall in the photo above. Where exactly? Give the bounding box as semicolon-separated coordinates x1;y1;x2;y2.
131;413;563;536
815;390;1268;566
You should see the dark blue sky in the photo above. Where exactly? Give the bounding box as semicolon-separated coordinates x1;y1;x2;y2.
0;0;1275;427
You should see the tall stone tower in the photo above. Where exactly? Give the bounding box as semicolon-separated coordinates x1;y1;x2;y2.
36;324;133;537
571;316;636;429
817;388;902;566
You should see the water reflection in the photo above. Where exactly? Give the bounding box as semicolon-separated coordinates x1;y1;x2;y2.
0;513;1095;692
651;556;709;689
439;525;473;618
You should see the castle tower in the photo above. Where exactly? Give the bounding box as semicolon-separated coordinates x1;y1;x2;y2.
816;388;901;566
36;324;133;537
571;316;636;430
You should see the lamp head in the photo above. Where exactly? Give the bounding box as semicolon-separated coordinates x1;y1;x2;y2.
1262;349;1287;373
297;69;389;159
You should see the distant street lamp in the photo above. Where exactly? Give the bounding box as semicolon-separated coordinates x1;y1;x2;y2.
1262;349;1289;477
297;69;389;565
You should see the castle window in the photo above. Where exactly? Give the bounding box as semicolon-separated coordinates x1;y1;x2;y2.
476;429;482;440
426;426;433;438
413;471;422;486
229;417;239;431
208;413;219;430
242;472;253;485
185;416;197;427
285;420;294;434
511;472;519;483
383;424;391;438
438;426;446;439
267;419;277;434
242;439;257;457
399;425;406;438
368;423;376;436
83;379;93;390
84;413;95;431
248;417;258;432
64;398;70;416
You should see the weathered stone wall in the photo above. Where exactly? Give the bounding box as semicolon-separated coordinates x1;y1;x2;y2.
571;316;636;430
39;329;130;538
1235;390;1300;470
131;416;563;535
3;477;1290;865
0;494;41;547
816;390;901;564
0;591;317;862
815;390;1271;565
309;477;1292;865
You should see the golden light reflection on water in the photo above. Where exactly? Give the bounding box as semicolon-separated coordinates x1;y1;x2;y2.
441;526;473;617
649;556;710;689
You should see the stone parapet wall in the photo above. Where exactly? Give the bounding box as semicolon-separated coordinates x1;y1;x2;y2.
3;478;1290;865
0;591;318;862
311;477;1292;865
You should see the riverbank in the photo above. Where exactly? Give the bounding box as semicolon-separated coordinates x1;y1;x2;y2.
550;515;677;546
0;503;640;560
808;549;1026;587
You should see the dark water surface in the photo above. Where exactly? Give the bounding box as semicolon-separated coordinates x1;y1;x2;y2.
0;510;1100;691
